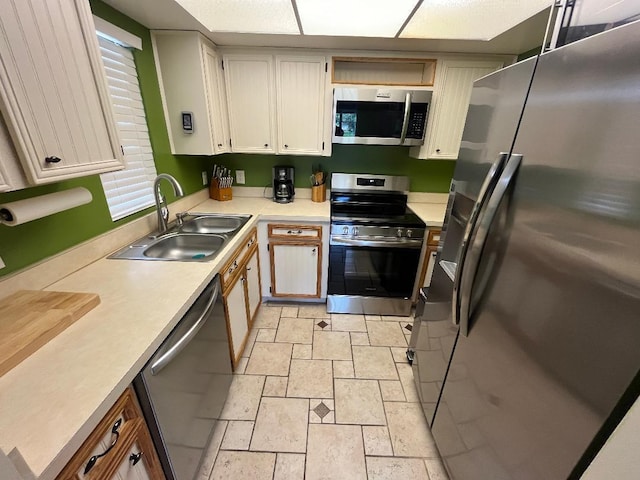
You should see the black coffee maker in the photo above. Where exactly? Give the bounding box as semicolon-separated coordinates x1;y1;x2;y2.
272;166;295;203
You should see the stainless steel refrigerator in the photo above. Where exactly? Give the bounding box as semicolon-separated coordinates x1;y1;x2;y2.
409;21;640;479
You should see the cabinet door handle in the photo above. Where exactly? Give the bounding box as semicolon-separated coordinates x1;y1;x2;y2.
218;143;223;147
246;267;252;271
436;148;441;153
45;156;62;163
297;230;302;234
264;143;268;148
84;418;122;474
129;451;143;466
284;144;288;148
312;248;316;254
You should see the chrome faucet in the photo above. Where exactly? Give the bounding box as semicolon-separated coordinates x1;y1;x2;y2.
154;174;184;233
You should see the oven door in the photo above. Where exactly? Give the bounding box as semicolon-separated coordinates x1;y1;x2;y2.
328;242;421;298
332;88;430;146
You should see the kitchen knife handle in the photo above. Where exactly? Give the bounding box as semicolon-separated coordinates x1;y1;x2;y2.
452;153;509;330
458;153;522;337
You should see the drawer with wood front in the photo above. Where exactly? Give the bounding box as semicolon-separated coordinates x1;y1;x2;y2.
57;387;164;480
221;227;258;291
268;223;322;241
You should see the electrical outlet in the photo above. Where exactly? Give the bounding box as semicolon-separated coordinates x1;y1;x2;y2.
201;171;208;185
0;256;5;270
236;170;246;184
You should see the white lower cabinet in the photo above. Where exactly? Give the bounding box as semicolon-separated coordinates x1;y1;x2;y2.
224;274;249;367
112;442;149;480
221;228;261;369
271;243;320;297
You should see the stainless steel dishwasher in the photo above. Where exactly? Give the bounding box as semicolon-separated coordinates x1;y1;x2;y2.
133;275;232;480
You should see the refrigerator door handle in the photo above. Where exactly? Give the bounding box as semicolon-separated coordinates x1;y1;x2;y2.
452;153;509;328
459;153;523;337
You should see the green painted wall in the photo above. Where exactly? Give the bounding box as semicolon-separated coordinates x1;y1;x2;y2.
0;0;209;277
219;145;455;192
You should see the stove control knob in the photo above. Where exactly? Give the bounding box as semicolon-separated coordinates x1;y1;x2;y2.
342;226;349;235
407;229;412;238
352;227;359;236
397;229;403;238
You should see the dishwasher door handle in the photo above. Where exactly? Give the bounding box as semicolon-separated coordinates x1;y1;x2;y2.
150;280;220;375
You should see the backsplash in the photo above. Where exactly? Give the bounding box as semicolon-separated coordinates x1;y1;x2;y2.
218;144;456;192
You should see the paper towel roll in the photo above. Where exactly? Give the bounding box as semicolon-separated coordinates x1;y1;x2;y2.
0;187;93;226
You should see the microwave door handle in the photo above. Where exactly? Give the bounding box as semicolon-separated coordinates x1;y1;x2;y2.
458;154;522;337
452;153;509;329
150;280;220;375
400;92;411;144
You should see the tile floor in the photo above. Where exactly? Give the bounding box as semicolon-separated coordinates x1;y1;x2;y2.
206;303;449;479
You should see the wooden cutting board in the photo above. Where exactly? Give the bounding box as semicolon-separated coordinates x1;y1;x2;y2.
0;290;100;377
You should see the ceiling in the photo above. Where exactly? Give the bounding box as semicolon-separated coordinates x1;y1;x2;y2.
104;0;551;55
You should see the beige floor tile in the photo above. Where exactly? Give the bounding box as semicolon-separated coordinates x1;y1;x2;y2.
312;330;352;360
390;347;408;363
310;398;335;424
350;332;370;345
281;306;299;317
366;457;429;480
367;321;408;347
425;458;450;480
379;380;406;402
274;453;306;480
245;343;293;376
396;362;420;402
292;343;312;359
306;424;366;480
287;359;333;398
275;317;314;344
253;307;281;329
298;304;330;318
210;451;275;480
334;378;386;425
384;402;439;457
263;376;288;397
352;346;398;380
220;375;265;420
381;315;411;322
221;421;255;450
333;360;355;378
365;314;382;321
256;328;276;342
331;314;367;332
250;397;309;453
362;426;393;456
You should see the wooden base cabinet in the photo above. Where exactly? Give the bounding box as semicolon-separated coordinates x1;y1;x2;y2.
418;228;442;288
221;228;261;369
267;224;322;298
57;388;164;480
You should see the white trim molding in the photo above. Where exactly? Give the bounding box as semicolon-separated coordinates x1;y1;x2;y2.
93;15;142;50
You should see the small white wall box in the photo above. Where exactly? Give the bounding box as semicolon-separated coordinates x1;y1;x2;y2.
181;111;194;134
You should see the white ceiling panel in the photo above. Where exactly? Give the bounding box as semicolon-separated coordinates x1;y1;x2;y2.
296;0;420;37
400;0;552;40
175;0;300;34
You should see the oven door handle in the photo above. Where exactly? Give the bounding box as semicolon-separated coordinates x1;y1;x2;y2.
400;92;412;144
150;279;220;375
330;236;423;249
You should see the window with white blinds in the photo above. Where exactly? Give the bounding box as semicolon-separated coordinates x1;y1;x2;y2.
98;36;157;221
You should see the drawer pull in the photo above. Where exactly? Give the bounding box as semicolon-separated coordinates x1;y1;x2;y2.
129;451;143;466
84;418;122;474
45;156;62;163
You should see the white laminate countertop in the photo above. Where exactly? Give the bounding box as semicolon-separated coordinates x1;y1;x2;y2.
0;196;444;479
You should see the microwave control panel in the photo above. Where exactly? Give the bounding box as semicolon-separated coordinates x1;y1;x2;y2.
407;103;429;139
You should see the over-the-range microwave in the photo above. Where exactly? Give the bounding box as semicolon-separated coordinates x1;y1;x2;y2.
332;87;431;146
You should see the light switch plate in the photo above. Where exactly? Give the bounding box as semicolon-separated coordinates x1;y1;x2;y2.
236;170;245;184
201;171;208;185
0;256;5;269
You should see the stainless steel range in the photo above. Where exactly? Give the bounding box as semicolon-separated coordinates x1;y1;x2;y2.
327;173;426;315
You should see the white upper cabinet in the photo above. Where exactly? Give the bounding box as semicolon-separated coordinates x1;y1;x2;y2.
411;59;503;160
0;0;124;185
152;31;230;155
224;54;277;154
275;56;327;155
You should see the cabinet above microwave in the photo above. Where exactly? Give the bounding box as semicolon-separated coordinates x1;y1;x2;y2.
332;88;431;146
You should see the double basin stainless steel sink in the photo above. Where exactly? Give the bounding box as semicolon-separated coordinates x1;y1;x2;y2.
109;213;251;262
